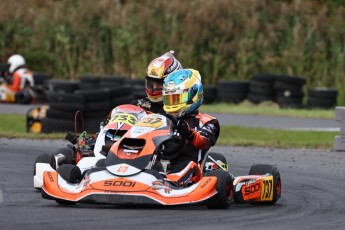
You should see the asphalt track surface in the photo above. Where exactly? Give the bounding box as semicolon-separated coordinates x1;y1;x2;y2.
1;138;345;230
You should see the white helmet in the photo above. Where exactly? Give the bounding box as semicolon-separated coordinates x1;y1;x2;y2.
8;54;25;73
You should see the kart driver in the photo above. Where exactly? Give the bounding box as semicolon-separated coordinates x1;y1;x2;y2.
162;69;220;186
131;50;182;114
0;54;35;102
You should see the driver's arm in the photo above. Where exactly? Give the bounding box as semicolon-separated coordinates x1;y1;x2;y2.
189;121;219;150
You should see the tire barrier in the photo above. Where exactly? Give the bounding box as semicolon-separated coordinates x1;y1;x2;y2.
273;74;306;108
40;76;135;133
248;73;276;104
203;85;217;104
216;80;250;103
26;73;339;133
307;88;338;109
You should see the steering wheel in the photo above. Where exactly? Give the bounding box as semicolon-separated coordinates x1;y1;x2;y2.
158;113;186;160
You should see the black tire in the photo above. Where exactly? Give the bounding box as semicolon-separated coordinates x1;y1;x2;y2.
275;90;304;99
85;101;110;112
57;164;82;184
249;81;275;96
15;90;33;104
125;78;145;86
48;102;85;112
45;109;76;120
107;85;132;97
274;74;306;85
47;79;79;93
75;88;110;102
131;85;146;99
80;75;101;84
110;95;135;108
85;111;108;119
33;153;56;176
56;147;75;165
206;170;233;209
216;80;249;103
247;93;274;104
217;91;248;103
41;117;82;133
46;93;84;104
273;81;304;91
203;85;217;104
33;72;51;86
99;76;126;87
307;97;336;109
78;82;97;90
249;164;281;204
252;73;276;83
84;118;104;133
217;80;250;92
308;88;338;99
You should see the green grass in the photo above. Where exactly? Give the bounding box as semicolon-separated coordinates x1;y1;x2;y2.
201;102;336;119
218;126;337;149
0;113;338;149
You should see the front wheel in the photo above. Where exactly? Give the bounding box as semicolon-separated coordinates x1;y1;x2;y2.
57;164;82;184
249;164;281;204
206;170;233;209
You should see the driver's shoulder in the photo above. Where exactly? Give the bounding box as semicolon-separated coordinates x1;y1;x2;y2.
196;113;218;124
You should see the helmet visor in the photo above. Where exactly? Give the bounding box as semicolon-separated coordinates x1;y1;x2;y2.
145;77;163;95
163;91;189;106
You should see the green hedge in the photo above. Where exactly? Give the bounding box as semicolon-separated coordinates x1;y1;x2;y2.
0;0;344;104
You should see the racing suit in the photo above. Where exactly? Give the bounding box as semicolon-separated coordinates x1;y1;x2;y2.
0;67;34;102
166;111;220;186
130;97;165;114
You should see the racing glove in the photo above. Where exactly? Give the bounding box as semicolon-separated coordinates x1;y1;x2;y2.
176;120;196;142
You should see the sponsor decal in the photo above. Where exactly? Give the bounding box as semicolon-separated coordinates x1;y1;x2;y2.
104;180;136;187
47;172;54;182
201;178;212;189
117;166;128;173
260;177;273;201
136;116;164;129
244;182;260;196
150;68;158;76
109;114;137;126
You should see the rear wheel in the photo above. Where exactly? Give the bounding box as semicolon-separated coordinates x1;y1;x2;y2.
249;164;281;204
56;147;75;165
206;170;233;209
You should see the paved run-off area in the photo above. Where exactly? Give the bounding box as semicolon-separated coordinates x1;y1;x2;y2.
0;138;344;229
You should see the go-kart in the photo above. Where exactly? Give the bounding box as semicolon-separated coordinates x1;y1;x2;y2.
40;112;281;208
33;104;147;189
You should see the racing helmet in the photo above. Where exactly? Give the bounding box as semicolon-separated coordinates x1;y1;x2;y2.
8;54;25;73
145;50;183;103
163;69;203;118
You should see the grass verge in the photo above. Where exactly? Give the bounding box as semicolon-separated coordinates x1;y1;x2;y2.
218;126;337;149
201;101;337;119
